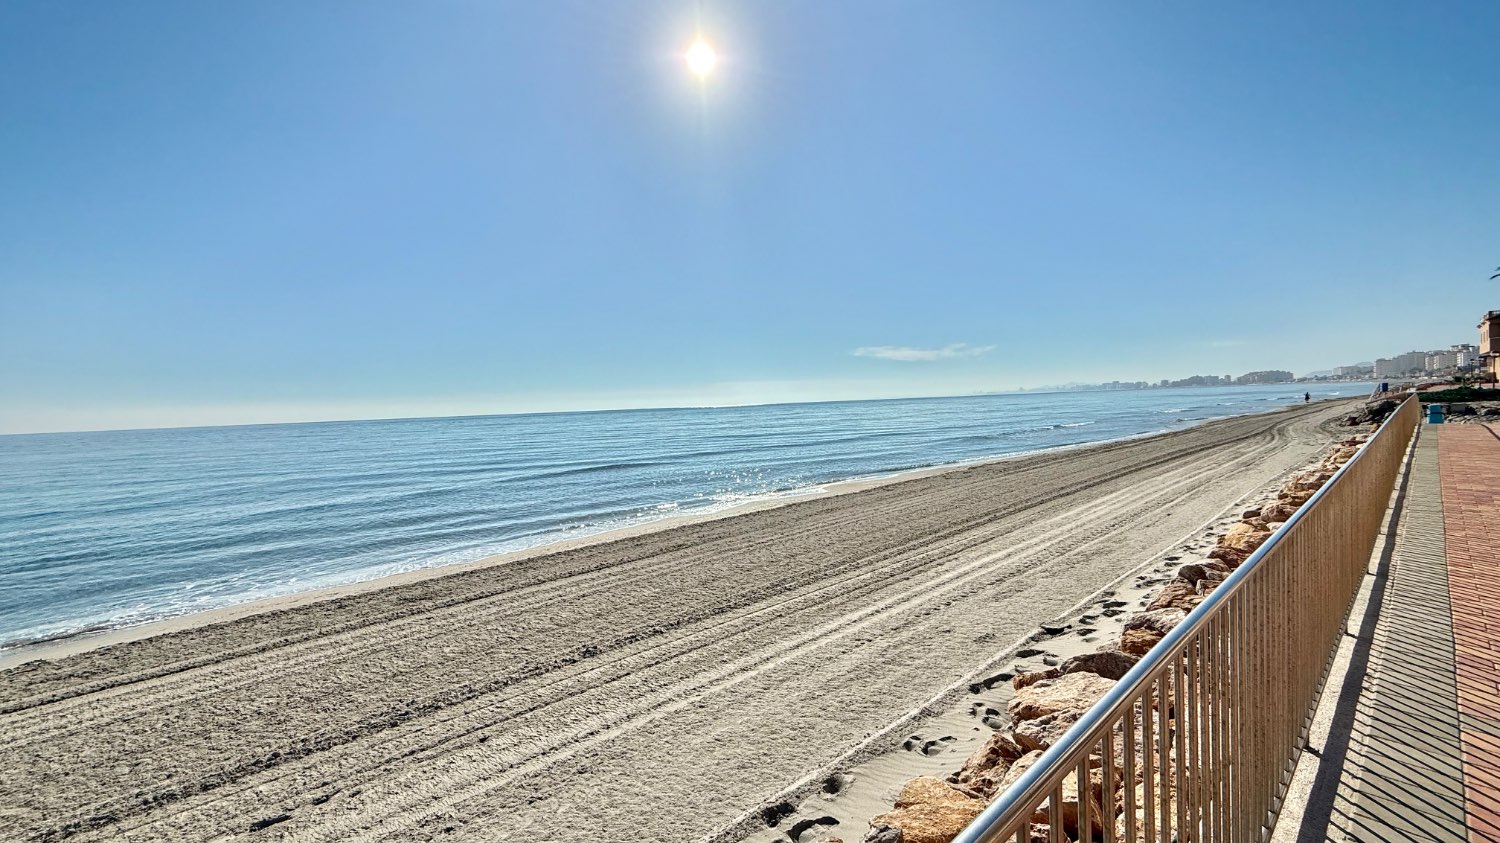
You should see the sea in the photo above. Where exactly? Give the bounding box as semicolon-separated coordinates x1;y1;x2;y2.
0;383;1362;649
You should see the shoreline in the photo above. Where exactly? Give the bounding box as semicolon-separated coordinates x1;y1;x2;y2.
0;421;1192;667
0;400;1336;669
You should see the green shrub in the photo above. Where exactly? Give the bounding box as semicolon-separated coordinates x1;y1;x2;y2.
1418;386;1489;403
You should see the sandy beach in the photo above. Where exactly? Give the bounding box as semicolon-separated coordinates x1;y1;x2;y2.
0;400;1353;843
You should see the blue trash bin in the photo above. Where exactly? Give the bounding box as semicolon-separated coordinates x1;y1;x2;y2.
1427;404;1445;424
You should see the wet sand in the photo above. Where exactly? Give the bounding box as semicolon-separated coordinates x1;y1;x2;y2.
0;401;1353;843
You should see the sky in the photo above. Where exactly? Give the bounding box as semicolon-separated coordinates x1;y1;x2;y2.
2;1;1498;434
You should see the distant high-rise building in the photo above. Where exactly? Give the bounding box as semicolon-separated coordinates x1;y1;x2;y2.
1450;343;1478;369
1427;351;1458;371
1374;352;1426;378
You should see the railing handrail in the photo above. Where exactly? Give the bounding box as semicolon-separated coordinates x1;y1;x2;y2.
953;396;1419;843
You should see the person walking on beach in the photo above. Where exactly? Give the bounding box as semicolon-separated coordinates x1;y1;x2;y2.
1304;392;1311;403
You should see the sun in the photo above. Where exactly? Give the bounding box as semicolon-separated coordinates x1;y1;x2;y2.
685;39;717;77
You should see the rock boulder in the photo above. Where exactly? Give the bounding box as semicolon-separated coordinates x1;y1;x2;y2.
1146;580;1202;612
870;778;986;843
1218;522;1271;554
1016;649;1138;690
952;732;1025;797
1007;672;1117;724
1012;668;1061;691
1259;502;1297;523
1013;709;1082;752
1057;649;1138;681
1120;608;1187;656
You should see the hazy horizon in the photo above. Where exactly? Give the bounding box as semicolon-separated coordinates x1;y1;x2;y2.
3;1;1496;435
1;377;1378;437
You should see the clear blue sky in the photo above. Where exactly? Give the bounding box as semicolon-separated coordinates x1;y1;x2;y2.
2;1;1497;433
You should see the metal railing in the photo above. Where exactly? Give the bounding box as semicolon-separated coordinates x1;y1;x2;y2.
955;396;1421;843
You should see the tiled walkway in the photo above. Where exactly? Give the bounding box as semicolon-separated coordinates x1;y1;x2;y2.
1438;423;1500;843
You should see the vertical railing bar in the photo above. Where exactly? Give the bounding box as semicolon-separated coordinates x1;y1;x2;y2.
1079;755;1093;843
1246;564;1260;840
1213;611;1225;843
1185;639;1198;843
1049;787;1065;843
1125;693;1139;843
1194;633;1206;842
1278;542;1288;829
1238;572;1250;843
1143;682;1156;843
1201;616;1214;843
1267;537;1280;832
1280;521;1296;805
1103;726;1117;843
1225;596;1237;843
1158;666;1172;843
1213;611;1227;843
1231;590;1244;843
1175;648;1188;842
1260;555;1275;839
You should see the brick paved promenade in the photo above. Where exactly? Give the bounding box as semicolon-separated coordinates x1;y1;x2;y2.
1439;423;1500;843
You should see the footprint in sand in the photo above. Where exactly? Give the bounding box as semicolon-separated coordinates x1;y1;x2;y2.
968;670;1012;695
968;702;1002;721
902;734;957;755
760;801;797;827
820;773;854;798
788;816;841;842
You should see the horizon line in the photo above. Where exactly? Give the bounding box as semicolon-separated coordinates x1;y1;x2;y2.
0;379;1377;438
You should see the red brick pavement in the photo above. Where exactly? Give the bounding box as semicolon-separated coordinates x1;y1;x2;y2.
1439;423;1500;842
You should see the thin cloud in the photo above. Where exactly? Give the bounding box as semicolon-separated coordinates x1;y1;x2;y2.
852;343;996;362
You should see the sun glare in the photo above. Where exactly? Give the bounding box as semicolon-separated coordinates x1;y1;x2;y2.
685;39;717;77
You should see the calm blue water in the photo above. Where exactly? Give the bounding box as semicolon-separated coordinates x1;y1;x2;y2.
0;384;1359;647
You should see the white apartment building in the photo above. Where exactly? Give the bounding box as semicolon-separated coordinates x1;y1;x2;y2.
1374;351;1427;377
1427;351;1458;371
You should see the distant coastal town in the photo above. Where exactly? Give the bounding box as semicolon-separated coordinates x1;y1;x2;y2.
1027;341;1485;392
